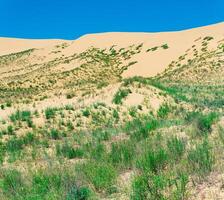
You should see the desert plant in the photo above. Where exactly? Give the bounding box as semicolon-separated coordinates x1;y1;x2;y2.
113;88;131;104
167;136;185;161
81;161;117;190
187;139;213;177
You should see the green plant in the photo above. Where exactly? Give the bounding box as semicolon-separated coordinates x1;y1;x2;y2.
110;140;136;169
131;174;149;200
2;169;24;195
56;142;84;159
50;129;61;140
81;161;117;190
157;103;170;118
187;139;213;177
45;107;57;119
82;109;90;117
137;147;168;174
66;185;92;200
113;88;131;104
167;136;185;161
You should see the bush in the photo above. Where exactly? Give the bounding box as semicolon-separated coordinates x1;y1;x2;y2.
2;169;24;195
81;161;117;190
136;147;168;174
185;112;217;135
45;107;57;119
131;174;149;200
167;136;185;161
7;125;14;135
10;110;32;126
130;118;158;141
157;103;170;118
113;88;131;104
50;129;60;140
82;109;90;117
110;141;136;169
197;112;217;134
187;139;213;177
6;137;23;153
66;185;92;200
56;142;84;159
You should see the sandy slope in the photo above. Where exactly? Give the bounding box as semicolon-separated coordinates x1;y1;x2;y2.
0;22;223;78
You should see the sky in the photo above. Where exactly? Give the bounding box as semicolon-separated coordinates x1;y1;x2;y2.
0;0;224;40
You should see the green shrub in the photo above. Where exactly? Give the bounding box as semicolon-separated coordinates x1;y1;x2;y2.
9;110;33;127
167;136;185;161
50;129;60;140
82;109;90;117
161;44;169;49
90;142;107;161
2;169;24;195
131;174;149;200
66;185;92;200
45;107;57;119
187;139;213;177
6;137;23;153
110;141;136;169
56;142;84;159
7;125;14;135
157;103;170;118
197;112;217;134
185;112;217;135
113;88;131;104
81;161;117;190
137;147;168;174
130;118;158;141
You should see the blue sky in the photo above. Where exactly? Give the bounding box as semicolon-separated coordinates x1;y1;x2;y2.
0;0;223;39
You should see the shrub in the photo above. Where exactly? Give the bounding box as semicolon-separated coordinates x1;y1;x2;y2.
66;185;92;200
90;142;107;161
45;107;57;119
7;125;14;135
157;103;170;118
131;174;149;200
161;44;169;49
185;112;217;135
110;141;136;169
167;136;185;161
56;142;84;159
136;147;168;174
50;129;60;140
82;109;90;117
81;161;117;190
6;137;23;152
112;88;131;104
2;169;24;195
197;112;217;134
130;118;158;141
187;139;213;177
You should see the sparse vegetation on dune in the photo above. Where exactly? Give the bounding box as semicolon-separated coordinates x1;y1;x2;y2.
0;25;224;199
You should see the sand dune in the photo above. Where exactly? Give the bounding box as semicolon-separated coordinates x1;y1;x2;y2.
0;22;223;78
